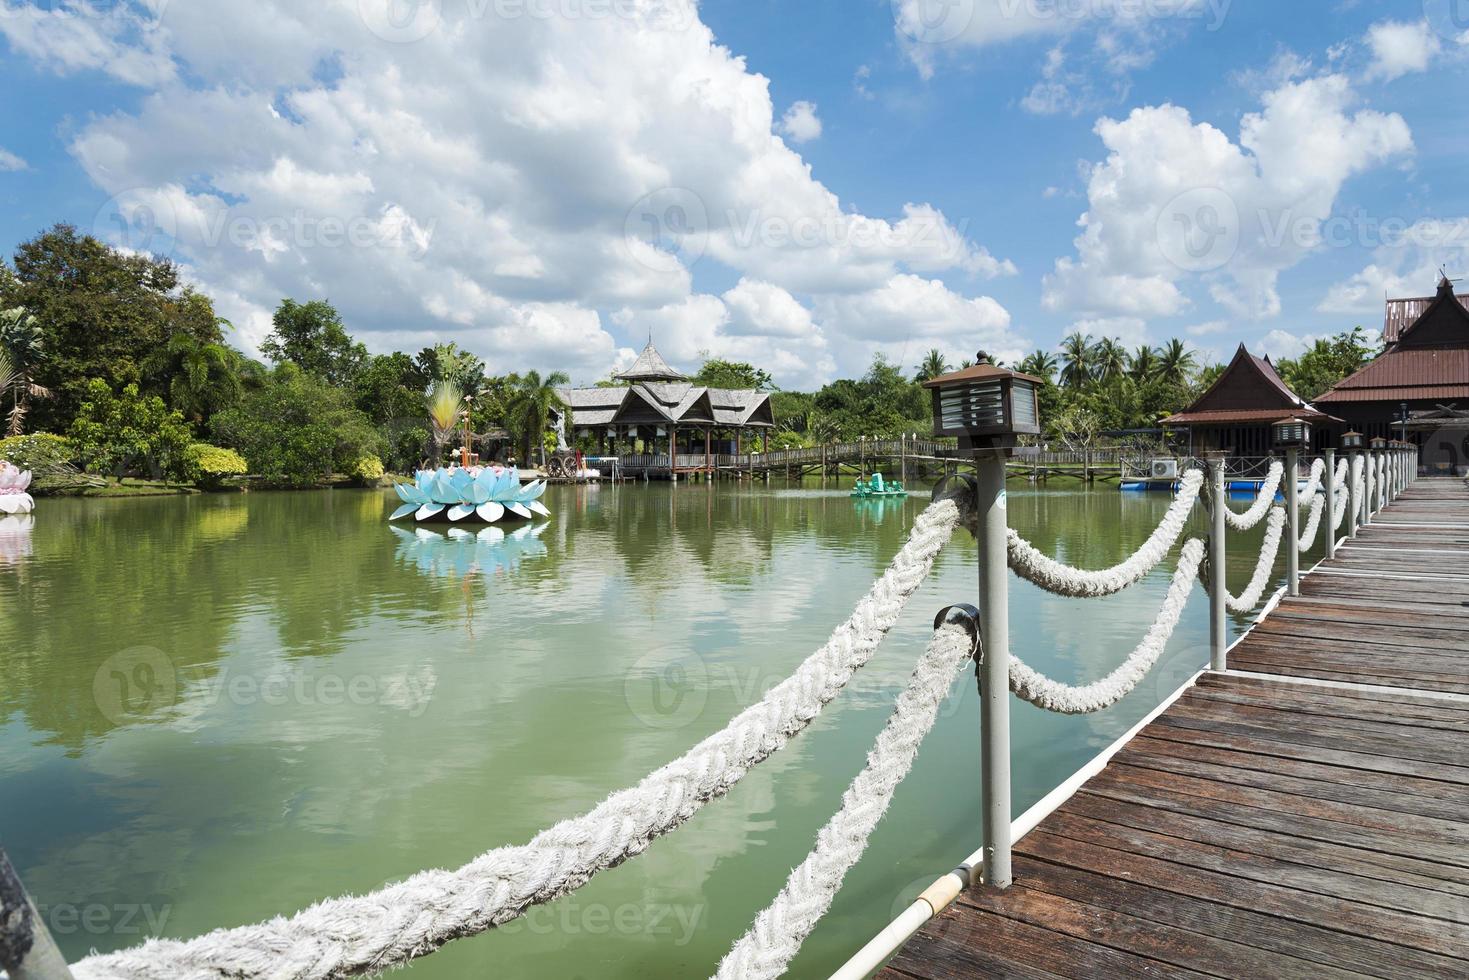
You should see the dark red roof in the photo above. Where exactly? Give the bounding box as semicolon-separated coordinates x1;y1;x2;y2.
1385;292;1469;344
1319;282;1469;405
1163;344;1325;426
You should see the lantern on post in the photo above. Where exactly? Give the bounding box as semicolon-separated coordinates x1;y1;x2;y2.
1341;431;1364;451
1272;418;1310;596
923;352;1043;893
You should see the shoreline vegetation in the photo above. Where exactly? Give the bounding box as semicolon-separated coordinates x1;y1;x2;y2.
1;224;1380;496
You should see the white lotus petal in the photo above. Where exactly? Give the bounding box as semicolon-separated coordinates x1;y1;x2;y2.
416;504;446;521
528;501;551;517
506;502;533;519
477;502;506;523
448;504;476;522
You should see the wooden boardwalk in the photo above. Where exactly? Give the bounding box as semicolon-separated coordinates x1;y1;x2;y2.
880;477;1469;980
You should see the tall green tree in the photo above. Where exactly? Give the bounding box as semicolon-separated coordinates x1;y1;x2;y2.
261;299;367;385
506;370;569;462
1157;338;1198;386
693;357;775;390
1059;332;1094;389
141;332;247;426
0;307;50;434
1094;338;1129;382
66;379;193;480
1017;351;1058;382
3;224;224;430
1276;327;1379;400
1128;345;1159;382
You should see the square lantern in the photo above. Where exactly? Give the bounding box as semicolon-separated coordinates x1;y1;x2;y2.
1370;437;1388;451
1341;430;1364;451
924;355;1043;451
1272;417;1311;449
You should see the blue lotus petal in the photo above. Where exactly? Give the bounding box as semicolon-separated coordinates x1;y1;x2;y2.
416;504;446;521
517;480;547;503
450;470;474;494
476;502;506;524
448;504;476;522
506;502;533;519
394;482;413;502
471;473;491;505
390;502;419;521
529;501;551;517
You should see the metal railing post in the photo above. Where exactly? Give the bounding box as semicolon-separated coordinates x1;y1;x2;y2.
1286;448;1300;596
975;447;1012;889
1;848;76;980
1348;451;1360;539
1208;454;1228;671
1323;449;1336;559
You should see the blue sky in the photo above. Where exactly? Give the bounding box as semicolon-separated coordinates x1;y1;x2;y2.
1;0;1466;388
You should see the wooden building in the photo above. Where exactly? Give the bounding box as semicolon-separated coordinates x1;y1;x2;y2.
1316;277;1469;441
553;341;775;477
1163;344;1335;455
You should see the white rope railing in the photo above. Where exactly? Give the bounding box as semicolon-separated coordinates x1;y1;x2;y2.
1297;493;1326;551
1005;469;1204;598
1007;539;1205;714
71;500;965;980
1299;457;1327;500
1222;461;1283;531
1225;507;1286;613
713;625;975;980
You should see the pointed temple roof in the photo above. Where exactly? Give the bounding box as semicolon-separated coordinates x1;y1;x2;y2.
1163;344;1336;426
1319;277;1469;405
616;340;687;384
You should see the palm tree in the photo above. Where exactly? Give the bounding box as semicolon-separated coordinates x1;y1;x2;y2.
1158;338;1198;386
1059;332;1095;389
1129;345;1159;382
426;381;464;465
1094;338;1129;383
915;349;949;383
1017;351;1058;382
0;307;50;435
142;332;246;425
507;370;570;464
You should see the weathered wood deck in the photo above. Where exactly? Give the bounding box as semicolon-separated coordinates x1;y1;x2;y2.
880;477;1469;980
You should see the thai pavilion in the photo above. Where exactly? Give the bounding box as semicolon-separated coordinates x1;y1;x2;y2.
553;341;775;477
1163;344;1337;456
1316;276;1469;442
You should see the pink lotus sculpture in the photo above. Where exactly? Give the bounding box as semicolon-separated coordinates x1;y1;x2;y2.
0;461;35;515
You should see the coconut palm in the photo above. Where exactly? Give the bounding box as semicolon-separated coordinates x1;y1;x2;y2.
1094;338;1129;383
1017;351;1058;382
506;370;570;464
0;307;50;435
1129;345;1159;382
426;381;465;465
915;349;949;383
1158;338;1198;386
1059;332;1094;389
142;332;246;425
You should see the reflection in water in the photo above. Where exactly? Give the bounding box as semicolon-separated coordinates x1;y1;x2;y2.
0;514;33;564
0;482;1307;978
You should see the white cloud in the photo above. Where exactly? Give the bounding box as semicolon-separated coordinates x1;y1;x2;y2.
1043;74;1413;324
1317;217;1469;314
778;101;822;143
0;146;26;171
1364;20;1441;82
1185;319;1228;336
1070;316;1148;347
813;272;1015;365
1256;328;1309;361
23;0;1019;388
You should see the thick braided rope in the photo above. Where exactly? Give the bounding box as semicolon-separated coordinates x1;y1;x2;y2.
1299;457;1327;499
1008;539;1205;715
1222;461;1283;531
1329;460;1351;533
712;625;974;980
1006;469;1203;598
1297;493;1326;551
1226;507;1285;613
71;501;964;980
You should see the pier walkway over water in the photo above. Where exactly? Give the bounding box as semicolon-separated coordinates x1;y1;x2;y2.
878;477;1469;980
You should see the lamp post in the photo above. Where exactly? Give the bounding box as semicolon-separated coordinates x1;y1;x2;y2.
1273;418;1310;597
1343;431;1363;538
925;352;1043;891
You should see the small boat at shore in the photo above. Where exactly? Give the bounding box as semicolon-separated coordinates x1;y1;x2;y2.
389;466;550;523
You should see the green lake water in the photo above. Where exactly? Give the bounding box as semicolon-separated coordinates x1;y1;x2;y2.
0;479;1306;977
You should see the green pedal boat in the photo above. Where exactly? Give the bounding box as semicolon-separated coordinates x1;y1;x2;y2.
851;474;909;498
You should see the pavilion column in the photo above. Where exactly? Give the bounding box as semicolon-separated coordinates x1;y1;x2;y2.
706;427;712;475
670;426;678;482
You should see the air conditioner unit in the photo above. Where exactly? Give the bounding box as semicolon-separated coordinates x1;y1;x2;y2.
1151;458;1179;480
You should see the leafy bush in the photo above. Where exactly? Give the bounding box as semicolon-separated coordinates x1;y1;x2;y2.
0;433;97;492
350;454;385;486
210;365;385;488
67;379;193;480
186;442;249;490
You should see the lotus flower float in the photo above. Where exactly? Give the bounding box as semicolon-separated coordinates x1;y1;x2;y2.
391;523;548;579
0;462;34;515
389;466;550;523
